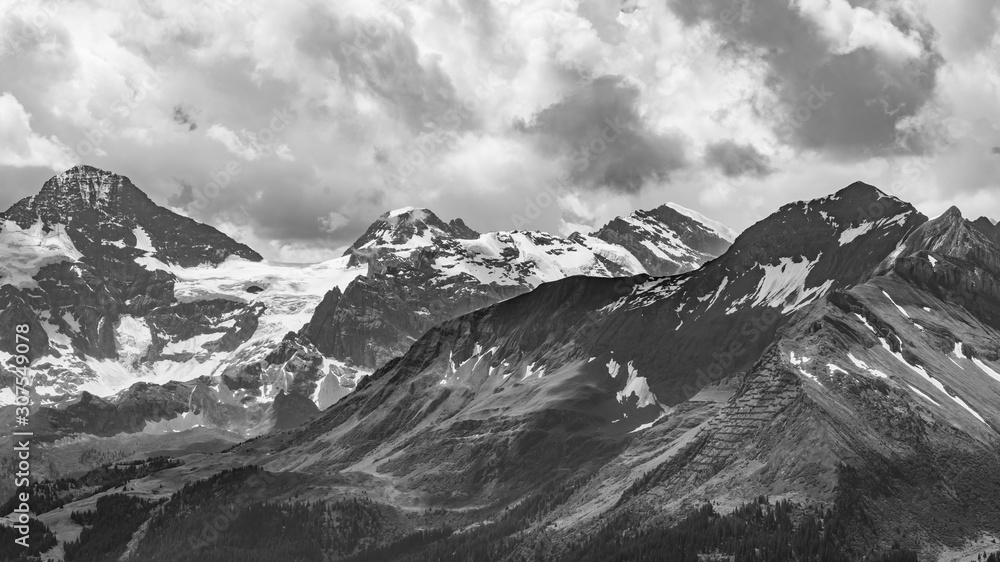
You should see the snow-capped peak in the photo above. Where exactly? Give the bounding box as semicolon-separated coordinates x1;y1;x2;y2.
665;202;739;243
387;206;418;218
47;165;125;207
349;207;477;252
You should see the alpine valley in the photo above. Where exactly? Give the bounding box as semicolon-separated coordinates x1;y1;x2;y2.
2;167;1000;562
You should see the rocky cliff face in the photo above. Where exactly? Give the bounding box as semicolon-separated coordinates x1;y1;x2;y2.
0;167;364;438
2;165;261;268
589;203;734;276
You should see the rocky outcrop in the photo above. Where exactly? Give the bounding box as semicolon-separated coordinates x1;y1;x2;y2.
2;165;261;267
590;204;732;276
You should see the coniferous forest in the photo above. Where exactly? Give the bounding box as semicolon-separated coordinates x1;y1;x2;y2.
0;518;57;561
4;463;992;561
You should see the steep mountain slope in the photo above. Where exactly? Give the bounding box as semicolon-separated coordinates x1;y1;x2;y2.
587;205;1000;557
970;215;1000;247
0;166;735;440
1;165;261;269
192;181;1000;559
230;183;928;489
14;181;1000;560
0;168;368;439
588;202;735;276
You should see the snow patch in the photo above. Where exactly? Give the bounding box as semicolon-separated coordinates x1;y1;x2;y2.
142;411;206;434
665;202;738;242
847;353;889;379
387;206;417;218
789;351;811;365
617;361;657;408
882;290;909;318
0;220;83;288
728;254;832;314
133;226;156;253
879;336;987;425
838;222;876;245
162;332;225;355
907;384;940;407
0;387;18;407
115;316;153;367
854;313;878;335
972;357;1000;385
606;358;621;379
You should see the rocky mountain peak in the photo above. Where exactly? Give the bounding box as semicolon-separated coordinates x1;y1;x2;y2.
970;215;1000;246
885;203;998;269
43;165;133;208
726;182;923;272
1;166;262;268
662;202;739;242
835;180;889;199
589;202;734;276
346;207;481;255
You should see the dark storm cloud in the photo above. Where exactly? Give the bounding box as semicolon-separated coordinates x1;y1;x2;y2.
517;75;687;193
295;5;470;134
172;105;197;130
167;180;196;207
210;164;387;248
669;0;942;159
704;140;773;177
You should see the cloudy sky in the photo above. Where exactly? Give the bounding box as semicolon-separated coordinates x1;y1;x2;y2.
1;0;998;261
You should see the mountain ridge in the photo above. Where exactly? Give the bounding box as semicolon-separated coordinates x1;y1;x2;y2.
1;166;736;443
6;178;1000;560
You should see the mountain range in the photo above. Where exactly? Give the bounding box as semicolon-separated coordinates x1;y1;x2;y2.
2;168;1000;561
0;166;733;440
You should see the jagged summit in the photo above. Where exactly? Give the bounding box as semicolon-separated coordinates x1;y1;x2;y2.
347;207;480;254
346;203;737;279
44;165;132;207
589;203;734;276
310;204;736;366
1;166;262;267
878;202;1000;282
780;181;900;218
836;180;890;198
663;202;739;243
970;215;1000;246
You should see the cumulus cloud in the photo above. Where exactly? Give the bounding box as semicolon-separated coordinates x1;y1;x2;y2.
294;3;469;135
0;93;76;170
670;0;941;158
704;140;773;178
517;75;687;193
0;0;997;260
